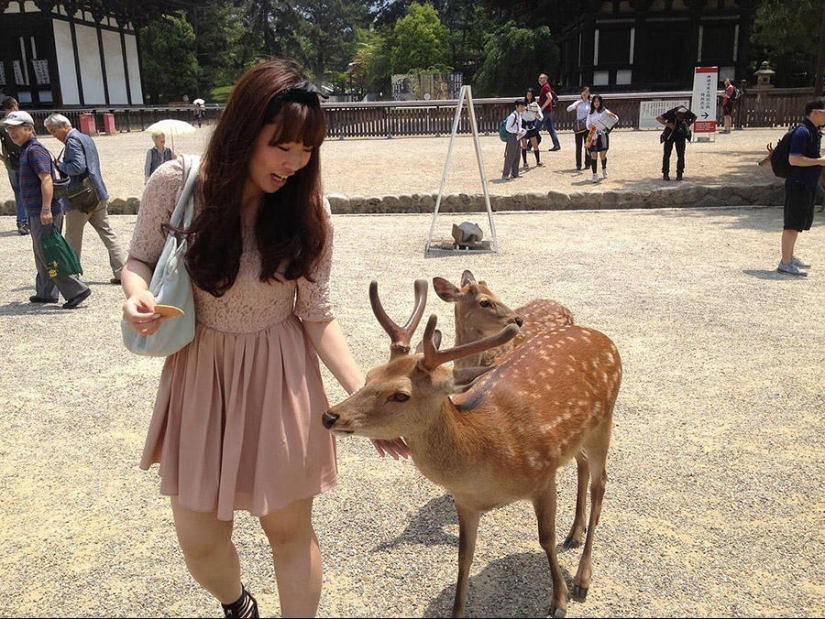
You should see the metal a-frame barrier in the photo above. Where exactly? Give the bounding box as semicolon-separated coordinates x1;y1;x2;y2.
425;85;498;256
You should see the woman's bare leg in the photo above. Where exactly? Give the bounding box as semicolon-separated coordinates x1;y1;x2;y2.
260;497;321;618
171;497;242;604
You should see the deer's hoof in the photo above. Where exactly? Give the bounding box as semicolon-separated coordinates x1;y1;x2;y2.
571;584;589;602
548;605;567;618
563;536;582;549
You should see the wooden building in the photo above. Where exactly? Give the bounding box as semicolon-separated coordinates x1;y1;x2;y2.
0;0;144;107
524;0;759;92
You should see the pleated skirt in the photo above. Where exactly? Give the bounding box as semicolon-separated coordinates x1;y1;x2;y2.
140;315;337;521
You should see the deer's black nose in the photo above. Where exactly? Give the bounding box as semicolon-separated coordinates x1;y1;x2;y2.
322;411;339;429
515;316;524;327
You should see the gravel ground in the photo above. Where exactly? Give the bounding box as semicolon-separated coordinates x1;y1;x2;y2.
0;203;823;618
0;126;787;205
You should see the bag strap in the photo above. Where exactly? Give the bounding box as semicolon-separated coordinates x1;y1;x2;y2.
169;154;201;229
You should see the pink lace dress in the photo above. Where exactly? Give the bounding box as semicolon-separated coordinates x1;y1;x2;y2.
130;159;337;521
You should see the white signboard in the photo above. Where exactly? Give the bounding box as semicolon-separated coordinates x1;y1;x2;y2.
639;100;690;130
691;66;718;140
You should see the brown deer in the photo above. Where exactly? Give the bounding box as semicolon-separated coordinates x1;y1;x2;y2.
322;280;622;618
432;270;574;370
432;271;591;550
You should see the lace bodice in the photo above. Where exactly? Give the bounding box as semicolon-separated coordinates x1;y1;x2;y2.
129;158;334;333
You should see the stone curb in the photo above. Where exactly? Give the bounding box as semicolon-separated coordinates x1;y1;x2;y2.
0;183;785;216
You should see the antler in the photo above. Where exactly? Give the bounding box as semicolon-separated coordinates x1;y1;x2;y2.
370;279;428;359
419;314;519;372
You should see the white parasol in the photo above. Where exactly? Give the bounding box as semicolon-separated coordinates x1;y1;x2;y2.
192;98;205;107
145;118;197;152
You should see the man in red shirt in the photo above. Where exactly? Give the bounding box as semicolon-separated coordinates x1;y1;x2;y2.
538;73;561;151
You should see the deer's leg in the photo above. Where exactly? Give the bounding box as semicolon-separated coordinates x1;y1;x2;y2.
564;450;589;549
534;472;568;618
572;425;610;602
451;502;481;618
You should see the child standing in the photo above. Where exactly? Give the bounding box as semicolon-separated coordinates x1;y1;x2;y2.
520;88;544;168
502;99;526;180
567;86;591;170
586;95;619;183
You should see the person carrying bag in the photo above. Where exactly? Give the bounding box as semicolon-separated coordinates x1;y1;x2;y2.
51;147;99;214
40;227;83;279
121;154;199;356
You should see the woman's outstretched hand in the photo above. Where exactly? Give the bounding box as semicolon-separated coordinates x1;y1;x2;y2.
371;438;411;460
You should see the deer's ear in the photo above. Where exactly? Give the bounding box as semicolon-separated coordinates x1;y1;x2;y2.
461;270;476;286
433;277;460;302
414;329;442;354
452;365;493;391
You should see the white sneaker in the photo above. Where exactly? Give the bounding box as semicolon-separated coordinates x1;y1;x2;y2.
602;169;608;179
591;173;599;183
777;261;807;277
791;256;811;269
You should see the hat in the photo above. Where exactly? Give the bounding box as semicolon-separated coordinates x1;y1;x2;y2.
2;110;34;126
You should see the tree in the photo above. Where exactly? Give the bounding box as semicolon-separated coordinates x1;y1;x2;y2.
472;22;559;96
294;0;370;82
139;11;199;104
442;3;496;83
240;0;304;62
190;0;252;96
750;0;825;87
351;27;393;97
390;2;451;73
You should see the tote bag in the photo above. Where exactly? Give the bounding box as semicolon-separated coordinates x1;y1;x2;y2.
41;227;83;278
121;154;200;357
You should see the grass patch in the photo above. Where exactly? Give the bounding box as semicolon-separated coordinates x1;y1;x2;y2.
208;85;233;104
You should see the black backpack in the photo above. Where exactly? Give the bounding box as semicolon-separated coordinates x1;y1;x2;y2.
731;86;741;101
770;125;810;179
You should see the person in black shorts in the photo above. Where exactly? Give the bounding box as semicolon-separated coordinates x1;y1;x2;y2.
778;98;825;276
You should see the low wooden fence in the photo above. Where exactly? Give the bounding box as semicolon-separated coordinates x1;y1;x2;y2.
23;87;815;138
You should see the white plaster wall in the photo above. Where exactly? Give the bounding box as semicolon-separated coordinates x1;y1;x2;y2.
102;29;127;104
53;19;80;105
124;33;143;104
75;24;105;104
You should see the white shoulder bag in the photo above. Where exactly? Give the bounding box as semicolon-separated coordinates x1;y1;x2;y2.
121;154;200;357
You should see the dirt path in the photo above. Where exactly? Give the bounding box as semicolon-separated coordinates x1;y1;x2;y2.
0;204;823;617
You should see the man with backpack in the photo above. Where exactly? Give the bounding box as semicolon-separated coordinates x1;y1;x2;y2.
502;99;526;180
776;98;825;276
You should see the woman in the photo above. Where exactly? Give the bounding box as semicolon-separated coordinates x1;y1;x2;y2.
566;86;591;170
585;94;619;183
520;87;544;168
121;59;408;618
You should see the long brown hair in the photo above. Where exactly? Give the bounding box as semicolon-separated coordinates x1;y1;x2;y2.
185;59;328;297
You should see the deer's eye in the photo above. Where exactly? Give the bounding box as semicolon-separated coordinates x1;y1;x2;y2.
480;300;492;308
390;392;410;403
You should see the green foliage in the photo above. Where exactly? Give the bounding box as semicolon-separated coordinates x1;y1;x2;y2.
139;11;199;104
194;0;254;97
351;28;393;97
390;2;452;73
472;22;559;97
751;0;825;87
208;85;234;104
294;0;370;82
441;3;496;83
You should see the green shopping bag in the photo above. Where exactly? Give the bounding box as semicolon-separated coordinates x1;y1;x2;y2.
40;228;83;278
